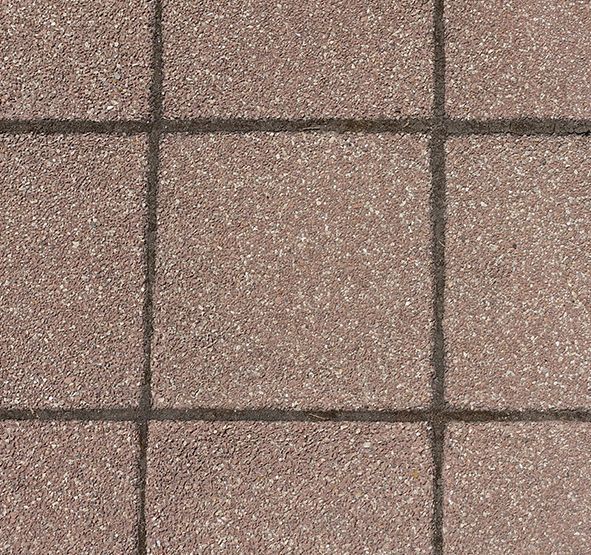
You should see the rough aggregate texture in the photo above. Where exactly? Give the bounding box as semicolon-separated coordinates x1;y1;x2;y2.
0;135;146;408
147;421;433;554
153;133;433;409
445;137;591;409
0;0;153;119
444;423;591;554
0;421;139;554
445;0;591;118
162;0;433;118
3;0;591;551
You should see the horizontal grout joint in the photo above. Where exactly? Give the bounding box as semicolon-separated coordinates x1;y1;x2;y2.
1;118;591;136
1;407;590;423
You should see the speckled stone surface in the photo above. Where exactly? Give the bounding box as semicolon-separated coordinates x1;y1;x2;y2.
444;422;591;554
445;0;591;119
153;133;433;409
4;0;591;551
0;421;139;554
0;135;146;408
147;421;433;554
445;137;591;409
162;0;433;118
0;0;153;119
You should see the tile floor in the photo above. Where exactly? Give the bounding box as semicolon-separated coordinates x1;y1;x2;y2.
0;0;590;553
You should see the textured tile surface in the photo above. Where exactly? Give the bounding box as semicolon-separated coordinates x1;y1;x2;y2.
162;0;433;118
0;135;146;408
445;137;591;409
153;134;432;409
147;421;433;554
0;421;138;554
445;0;591;118
445;423;591;554
0;0;153;119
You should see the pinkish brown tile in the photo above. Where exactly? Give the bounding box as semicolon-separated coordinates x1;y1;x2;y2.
0;421;138;554
444;422;591;554
147;421;433;554
162;0;433;118
445;137;591;409
445;0;591;119
0;135;146;408
0;0;152;120
153;134;432;409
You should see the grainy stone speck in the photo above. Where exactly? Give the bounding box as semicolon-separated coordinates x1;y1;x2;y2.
0;135;146;408
445;0;591;118
0;421;139;554
147;421;433;554
162;0;433;118
0;0;153;119
445;422;591;554
445;136;591;409
153;133;433;409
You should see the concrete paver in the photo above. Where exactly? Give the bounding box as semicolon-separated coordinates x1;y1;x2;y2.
0;135;146;408
445;137;591;409
153;133;433;409
446;0;591;119
162;0;433;118
147;421;433;554
0;0;153;120
0;421;139;554
445;423;591;554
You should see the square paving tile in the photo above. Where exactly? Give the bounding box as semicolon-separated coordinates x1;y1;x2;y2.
153;134;432;409
0;135;146;408
445;137;591;409
162;0;433;118
444;422;591;554
0;421;139;554
1;0;153;119
147;421;433;554
445;0;591;119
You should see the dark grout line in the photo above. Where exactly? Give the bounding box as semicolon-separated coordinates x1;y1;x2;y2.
431;0;446;553
2;117;591;137
1;407;590;422
161;117;433;134
0;119;150;134
137;0;164;553
431;422;445;555
149;408;432;422
447;118;591;136
445;408;591;422
0;408;136;421
136;420;149;555
430;129;447;411
144;408;591;423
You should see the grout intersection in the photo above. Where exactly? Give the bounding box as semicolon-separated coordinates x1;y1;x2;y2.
2;1;590;553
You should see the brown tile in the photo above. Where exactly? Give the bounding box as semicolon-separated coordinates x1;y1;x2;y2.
445;0;591;119
0;0;152;119
153;134;432;409
444;422;591;554
162;0;433;118
0;421;138;554
147;421;433;554
0;135;146;408
445;137;591;409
